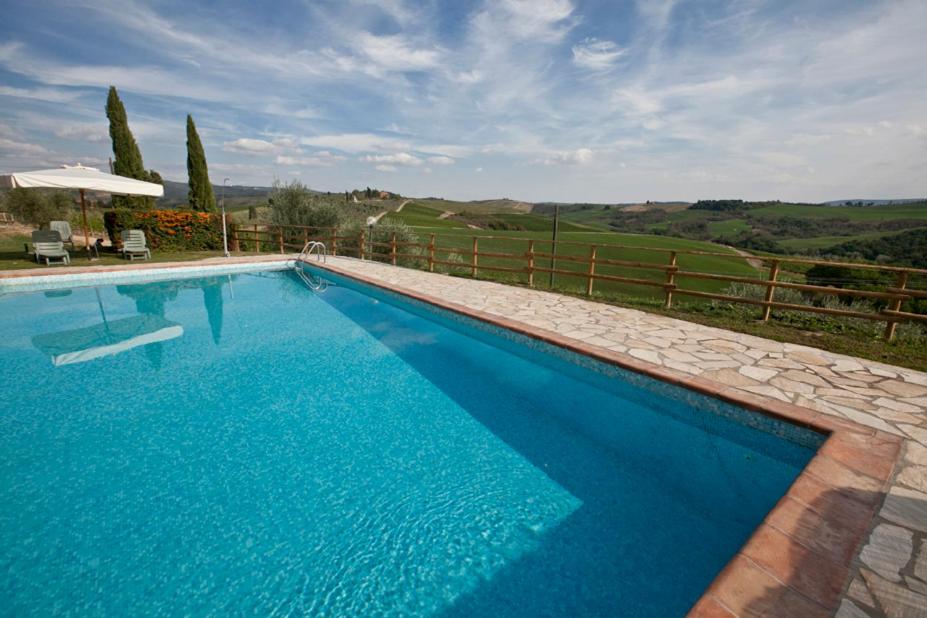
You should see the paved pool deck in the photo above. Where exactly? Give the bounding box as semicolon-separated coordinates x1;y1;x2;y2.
3;255;926;617
307;256;927;618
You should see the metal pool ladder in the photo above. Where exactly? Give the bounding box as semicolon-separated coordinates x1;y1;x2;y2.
295;241;329;291
298;240;327;263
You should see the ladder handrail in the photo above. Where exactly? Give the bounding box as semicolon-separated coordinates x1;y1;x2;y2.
298;240;327;263
294;241;328;291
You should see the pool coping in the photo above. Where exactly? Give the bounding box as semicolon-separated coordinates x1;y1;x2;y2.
0;257;905;616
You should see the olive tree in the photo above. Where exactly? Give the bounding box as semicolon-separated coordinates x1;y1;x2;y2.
2;188;71;228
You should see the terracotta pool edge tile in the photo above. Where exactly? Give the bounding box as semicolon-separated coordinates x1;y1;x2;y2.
300;260;905;618
687;594;737;617
699;554;832;617
738;523;849;608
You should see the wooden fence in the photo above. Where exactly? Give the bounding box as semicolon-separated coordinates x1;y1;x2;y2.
230;223;927;341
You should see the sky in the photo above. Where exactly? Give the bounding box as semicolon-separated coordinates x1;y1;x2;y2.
0;0;925;203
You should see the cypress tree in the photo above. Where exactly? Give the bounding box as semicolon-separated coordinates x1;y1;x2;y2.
106;86;153;208
185;115;216;211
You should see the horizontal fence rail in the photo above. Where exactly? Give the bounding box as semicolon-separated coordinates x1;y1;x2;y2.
230;223;927;341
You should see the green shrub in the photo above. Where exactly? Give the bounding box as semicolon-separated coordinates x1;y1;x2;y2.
104;209;221;250
269;180;342;231
337;219;423;267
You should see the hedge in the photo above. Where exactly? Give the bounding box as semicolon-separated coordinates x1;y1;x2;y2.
104;209;222;250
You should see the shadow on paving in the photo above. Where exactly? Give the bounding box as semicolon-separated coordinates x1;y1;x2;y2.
705;485;927;617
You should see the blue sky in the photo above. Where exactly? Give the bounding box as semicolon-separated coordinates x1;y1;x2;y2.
0;0;924;202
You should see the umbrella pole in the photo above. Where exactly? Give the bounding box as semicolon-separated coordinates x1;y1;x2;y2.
80;189;91;259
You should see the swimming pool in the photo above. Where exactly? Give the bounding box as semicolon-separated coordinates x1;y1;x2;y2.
0;264;823;616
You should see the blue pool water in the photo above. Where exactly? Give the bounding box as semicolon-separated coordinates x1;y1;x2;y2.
0;266;821;616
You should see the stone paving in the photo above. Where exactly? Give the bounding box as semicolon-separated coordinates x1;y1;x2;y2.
313;256;927;618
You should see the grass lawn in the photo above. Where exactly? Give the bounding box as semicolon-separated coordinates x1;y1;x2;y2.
0;233;226;270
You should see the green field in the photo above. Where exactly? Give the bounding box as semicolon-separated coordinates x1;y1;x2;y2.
416;197;532;214
386;202;589;232
383;202;468;228
747;203;927;221
777;229;926;251
706;219;751;238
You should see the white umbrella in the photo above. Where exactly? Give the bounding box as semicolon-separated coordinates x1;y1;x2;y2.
0;163;164;257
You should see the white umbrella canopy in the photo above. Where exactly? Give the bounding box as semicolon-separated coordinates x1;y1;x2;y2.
0;163;164;196
0;163;164;258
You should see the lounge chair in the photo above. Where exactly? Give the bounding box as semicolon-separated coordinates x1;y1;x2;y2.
121;229;151;261
32;230;70;265
49;221;74;247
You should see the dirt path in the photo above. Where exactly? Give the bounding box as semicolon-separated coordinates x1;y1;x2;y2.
725;245;765;270
438;211;455;219
372;199;413;224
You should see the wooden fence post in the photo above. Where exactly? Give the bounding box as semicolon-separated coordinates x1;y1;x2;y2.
229;224;239;252
428;234;436;272
586;245;597;296
471;237;479;277
762;260;780;322
254;224;260;253
664;251;678;308
359;230;366;260
390;233;397;265
527;239;535;287
883;271;909;341
330;230;337;256
278;228;284;254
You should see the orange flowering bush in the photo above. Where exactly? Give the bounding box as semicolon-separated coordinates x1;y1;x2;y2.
104;209;221;250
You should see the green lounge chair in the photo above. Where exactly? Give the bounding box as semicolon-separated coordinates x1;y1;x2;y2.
32;230;70;265
121;229;151;261
49;220;74;247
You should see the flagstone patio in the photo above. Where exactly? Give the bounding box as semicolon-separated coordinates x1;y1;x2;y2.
311;255;927;618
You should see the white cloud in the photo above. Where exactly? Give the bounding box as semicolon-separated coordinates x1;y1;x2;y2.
496;0;575;40
361;152;422;166
572;39;626;70
302;133;411;153
636;0;677;31
454;70;483;84
223;138;277;154
417;144;475;158
275;151;346;166
0;85;82;103
354;33;442;72
375;164;397;172
0;137;48;155
54;123;108;143
427;155;455;165
541;148;593;165
611;89;662;116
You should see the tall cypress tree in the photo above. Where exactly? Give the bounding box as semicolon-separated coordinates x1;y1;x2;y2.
106;86;155;208
185;115;216;212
